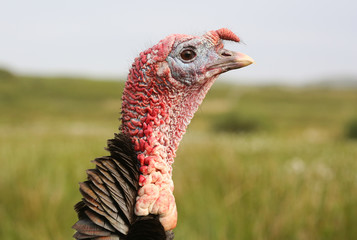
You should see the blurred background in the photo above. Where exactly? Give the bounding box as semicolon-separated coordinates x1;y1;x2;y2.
1;0;356;239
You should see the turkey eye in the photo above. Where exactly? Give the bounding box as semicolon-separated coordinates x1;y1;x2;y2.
180;49;196;61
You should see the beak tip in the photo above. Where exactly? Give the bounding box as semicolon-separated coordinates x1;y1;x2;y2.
236;53;254;68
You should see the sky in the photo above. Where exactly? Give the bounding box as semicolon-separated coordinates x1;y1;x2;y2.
0;0;356;85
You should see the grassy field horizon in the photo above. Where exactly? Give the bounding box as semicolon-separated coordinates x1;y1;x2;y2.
1;74;357;240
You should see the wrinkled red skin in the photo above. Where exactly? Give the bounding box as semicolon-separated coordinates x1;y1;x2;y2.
121;29;240;231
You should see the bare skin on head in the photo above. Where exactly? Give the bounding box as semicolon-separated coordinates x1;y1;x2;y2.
121;28;254;231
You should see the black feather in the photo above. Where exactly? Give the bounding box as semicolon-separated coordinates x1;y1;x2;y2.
73;133;171;239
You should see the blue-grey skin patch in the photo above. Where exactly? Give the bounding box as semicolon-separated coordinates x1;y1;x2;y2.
166;38;221;85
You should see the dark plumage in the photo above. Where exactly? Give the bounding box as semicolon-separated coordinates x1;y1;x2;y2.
73;133;173;239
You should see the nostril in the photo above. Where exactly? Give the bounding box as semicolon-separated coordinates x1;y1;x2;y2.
221;51;232;57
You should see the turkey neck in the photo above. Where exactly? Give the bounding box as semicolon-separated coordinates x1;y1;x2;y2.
121;61;216;177
120;56;216;230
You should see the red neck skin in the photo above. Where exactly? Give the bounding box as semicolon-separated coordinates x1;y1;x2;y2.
121;37;217;231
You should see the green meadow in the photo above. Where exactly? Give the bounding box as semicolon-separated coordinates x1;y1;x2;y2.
1;75;357;240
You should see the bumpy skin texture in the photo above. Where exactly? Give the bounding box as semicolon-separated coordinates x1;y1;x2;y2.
121;28;246;231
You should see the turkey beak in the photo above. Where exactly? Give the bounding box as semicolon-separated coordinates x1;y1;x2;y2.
207;49;254;74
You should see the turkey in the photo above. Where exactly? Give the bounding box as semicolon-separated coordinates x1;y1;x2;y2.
73;28;254;240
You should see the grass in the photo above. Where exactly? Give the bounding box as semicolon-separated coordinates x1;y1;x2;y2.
0;76;357;240
345;118;357;139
